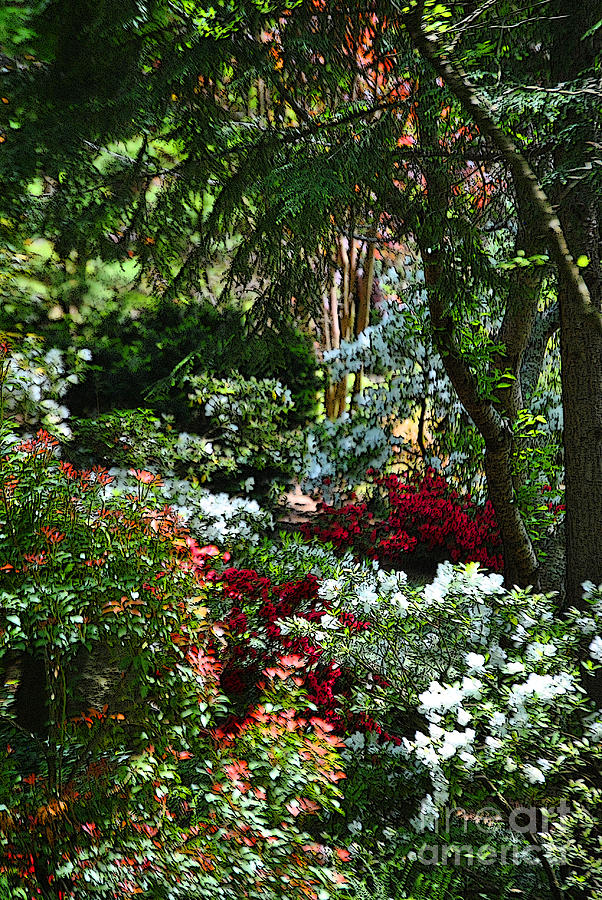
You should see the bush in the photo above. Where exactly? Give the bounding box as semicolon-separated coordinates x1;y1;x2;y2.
0;282;319;426
215;565;350;727
0;417;347;897
70;371;304;499
269;537;602;898
300;470;503;573
0;332;90;438
76;299;319;425
214;536;402;739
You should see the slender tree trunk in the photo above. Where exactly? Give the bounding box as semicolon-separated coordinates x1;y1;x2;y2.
407;7;600;599
352;237;376;401
326;233;374;419
424;253;539;587
416;74;539;588
325;260;341;419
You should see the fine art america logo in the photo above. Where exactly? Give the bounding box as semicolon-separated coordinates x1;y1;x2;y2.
407;803;571;866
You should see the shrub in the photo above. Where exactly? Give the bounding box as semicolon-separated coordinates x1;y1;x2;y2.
272;538;602;898
216;566;350;727
83;300;318;427
70;409;277;550
0;332;89;438
70;372;304;500
0;283;319;426
213;538;398;742
300;470;504;573
184;372;304;496
0;414;347;897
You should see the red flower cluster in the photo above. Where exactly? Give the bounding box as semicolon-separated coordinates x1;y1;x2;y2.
300;501;379;552
377;471;503;570
301;470;504;572
16;429;59;457
216;567;371;728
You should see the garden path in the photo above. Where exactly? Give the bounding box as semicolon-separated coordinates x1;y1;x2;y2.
278;482;320;526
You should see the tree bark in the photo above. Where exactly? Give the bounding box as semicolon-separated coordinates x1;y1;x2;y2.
406;7;601;603
352;237;376;401
416;73;539;588
494;179;547;423
520;303;559;401
424;258;539;587
551;0;602;611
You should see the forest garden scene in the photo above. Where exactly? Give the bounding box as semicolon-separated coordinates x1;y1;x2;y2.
0;1;601;898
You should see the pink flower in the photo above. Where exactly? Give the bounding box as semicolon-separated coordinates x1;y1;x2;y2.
129;468;163;486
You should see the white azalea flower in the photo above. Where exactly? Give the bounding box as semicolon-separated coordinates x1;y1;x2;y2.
524;764;545;784
589;636;602;662
457;707;472;726
465;652;486;674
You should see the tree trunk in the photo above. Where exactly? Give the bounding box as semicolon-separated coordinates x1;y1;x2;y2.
423;251;539;588
416;74;539;588
484;429;539;588
520;303;559;401
407;7;600;600
352;237;376;401
325;234;375;419
551;0;602;610
494;179;546;424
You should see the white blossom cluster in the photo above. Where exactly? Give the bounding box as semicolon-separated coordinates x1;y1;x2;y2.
104;468;273;550
1;336;91;437
264;537;602;852
302;290;485;498
202;379;293;421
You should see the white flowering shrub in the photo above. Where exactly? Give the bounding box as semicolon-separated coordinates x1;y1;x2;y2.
304;273;564;564
74;374;304;502
0;333;90;437
105;468;273;552
73;408;218;479
303;293;485;499
185;371;305;497
242;530;373;583
256;536;602;894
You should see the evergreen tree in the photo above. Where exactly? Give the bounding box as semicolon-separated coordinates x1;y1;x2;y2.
2;0;601;601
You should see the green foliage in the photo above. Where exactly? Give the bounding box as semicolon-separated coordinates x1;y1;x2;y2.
511;409;564;549
136;301;318;427
70;408;210;481
0;330;90;437
0;0;498;322
0;423;346;895
0;242;318;424
69;368;305;499
185;371;303;496
348;850;475;900
541;780;602;899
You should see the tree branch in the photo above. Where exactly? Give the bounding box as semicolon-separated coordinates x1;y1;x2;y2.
404;8;601;337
